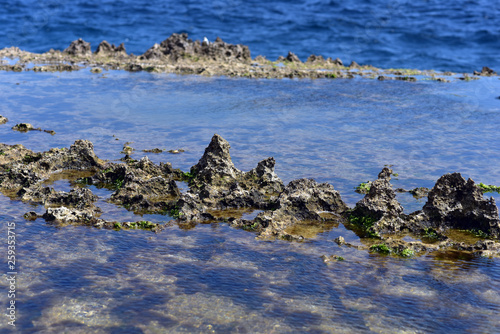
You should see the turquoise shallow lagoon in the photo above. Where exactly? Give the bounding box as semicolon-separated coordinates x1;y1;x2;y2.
0;70;500;332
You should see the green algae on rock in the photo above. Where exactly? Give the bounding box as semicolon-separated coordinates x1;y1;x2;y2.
1;33;491;80
1;134;499;257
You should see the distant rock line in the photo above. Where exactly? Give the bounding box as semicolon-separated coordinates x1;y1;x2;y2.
0;134;499;258
0;33;496;80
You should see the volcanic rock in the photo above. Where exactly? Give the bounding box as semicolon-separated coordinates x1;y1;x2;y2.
64;38;91;56
422;173;500;237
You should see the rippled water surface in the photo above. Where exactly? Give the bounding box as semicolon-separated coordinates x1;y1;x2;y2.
0;70;500;332
1;0;500;71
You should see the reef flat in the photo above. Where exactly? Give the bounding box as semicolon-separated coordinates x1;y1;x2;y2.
0;33;497;81
1;134;499;259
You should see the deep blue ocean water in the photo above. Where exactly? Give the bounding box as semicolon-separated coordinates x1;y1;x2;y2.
1;0;499;72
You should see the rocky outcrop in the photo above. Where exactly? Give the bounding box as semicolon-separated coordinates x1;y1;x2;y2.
473;66;496;76
185;134;284;211
244;178;347;238
64;38;91;56
349;167;405;236
85;156;181;212
141;33;251;62
0;140;104;192
1;134;500;256
422;173;500;237
95;41;126;55
0;116;7;124
190;134;242;186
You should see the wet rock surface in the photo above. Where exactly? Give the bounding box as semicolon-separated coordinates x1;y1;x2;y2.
0;116;7;124
11;123;56;135
0;33;482;81
64;38;91;56
141;33;251;63
1;134;499;257
422;173;500;237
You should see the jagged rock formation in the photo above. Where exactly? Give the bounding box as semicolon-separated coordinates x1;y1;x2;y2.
95;41;126;55
0;135;499;256
249;178;347;238
141;33;251;62
422;173;500;237
184;134;284;212
64;38;91;56
349;167;406;236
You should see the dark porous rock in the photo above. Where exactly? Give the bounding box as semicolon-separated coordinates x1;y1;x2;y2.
64;38;91;56
23;211;39;221
12;123;34;132
125;64;142;72
18;185;55;203
95;41;126;55
473;66;496;76
141;33;251;63
349;61;359;68
141;43;164;60
173;192;211;222
306;55;325;64
422;173;500;237
110;173;179;211
190;134;242;186
328;57;343;66
143;148;163;153
409;187;430;199
42;206;96;223
0;116;7;124
1;164;42;191
242;157;284;196
254;178;347;238
0;140;104;193
12;123;55;134
45;188;98;210
286;51;301;63
454;239;500;257
188;134;284;210
87;157;181;212
200;36;251;62
349;167;406;236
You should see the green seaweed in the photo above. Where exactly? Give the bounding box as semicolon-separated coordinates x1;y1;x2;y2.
169;206;183;219
355;182;371;193
400;249;415;257
465;229;489;239
478;183;500;194
370;244;391;254
113;222;122;230
347;213;379;238
114;176;124;189
423;227;439;240
182;171;195;182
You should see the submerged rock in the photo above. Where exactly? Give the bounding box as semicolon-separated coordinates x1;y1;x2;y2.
12;123;34;132
422;173;500;237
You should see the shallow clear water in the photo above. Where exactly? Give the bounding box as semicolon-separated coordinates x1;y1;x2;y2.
0;71;500;332
1;0;500;72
